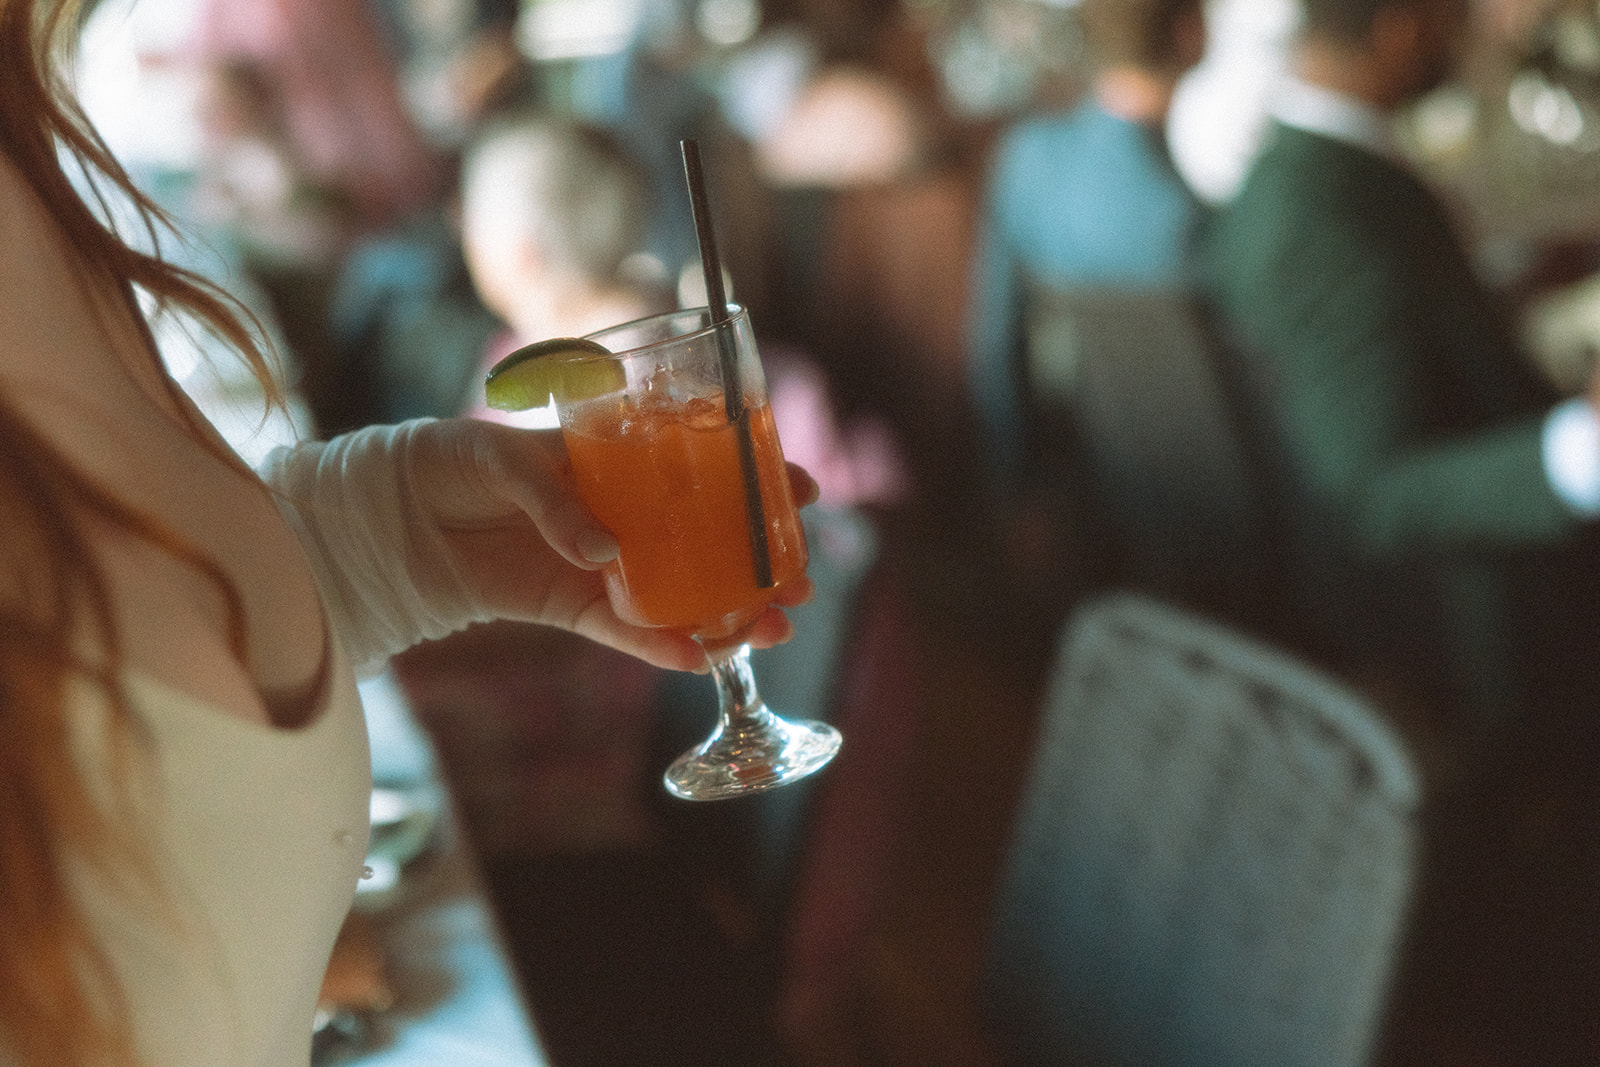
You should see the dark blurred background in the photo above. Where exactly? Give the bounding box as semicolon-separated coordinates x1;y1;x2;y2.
75;0;1600;1063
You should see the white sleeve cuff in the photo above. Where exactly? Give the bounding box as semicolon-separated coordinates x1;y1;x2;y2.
1542;397;1600;518
258;420;494;678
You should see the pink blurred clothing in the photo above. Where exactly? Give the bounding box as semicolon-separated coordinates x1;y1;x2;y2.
187;0;445;234
765;345;911;511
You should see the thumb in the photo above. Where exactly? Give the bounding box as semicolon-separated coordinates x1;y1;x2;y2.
477;426;620;570
419;419;619;570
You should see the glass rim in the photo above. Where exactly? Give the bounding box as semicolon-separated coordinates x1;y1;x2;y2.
579;303;748;362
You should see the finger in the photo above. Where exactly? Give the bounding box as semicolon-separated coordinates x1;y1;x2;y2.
743;605;796;650
771;575;813;609
466;535;709;671
474;426;619;570
786;462;820;508
568;598;709;672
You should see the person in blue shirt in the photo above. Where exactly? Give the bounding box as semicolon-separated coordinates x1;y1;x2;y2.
966;0;1208;486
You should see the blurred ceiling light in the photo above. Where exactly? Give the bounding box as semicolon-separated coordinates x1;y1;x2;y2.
1168;0;1298;202
754;68;923;186
1550;9;1600;75
936;11;1044;118
1508;70;1590;147
695;0;759;48
516;0;642;61
1408;85;1479;159
78;0;207;170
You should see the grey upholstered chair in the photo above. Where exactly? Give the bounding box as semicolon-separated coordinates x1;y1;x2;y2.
984;593;1421;1067
1022;286;1283;632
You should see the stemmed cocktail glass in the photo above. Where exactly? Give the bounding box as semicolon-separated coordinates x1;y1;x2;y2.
555;305;842;800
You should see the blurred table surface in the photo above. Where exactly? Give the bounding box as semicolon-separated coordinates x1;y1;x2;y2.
337;674;550;1067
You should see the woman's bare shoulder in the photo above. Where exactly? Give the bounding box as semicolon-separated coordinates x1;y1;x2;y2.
0;148;70;280
0;152;155;425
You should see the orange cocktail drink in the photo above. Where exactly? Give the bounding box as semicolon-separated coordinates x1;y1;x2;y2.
563;396;807;647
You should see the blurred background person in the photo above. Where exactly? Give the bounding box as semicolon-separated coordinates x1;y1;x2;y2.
717;34;924;509
1200;4;1600;1059
965;0;1208;493
454;101;903;529
317;0;534;431
183;0;449;249
378;0;528;152
1201;0;1600;736
558;0;728;293
177;0;455;433
459;111;673;417
76;0;560;439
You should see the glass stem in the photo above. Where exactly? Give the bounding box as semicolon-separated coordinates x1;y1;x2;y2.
709;644;768;729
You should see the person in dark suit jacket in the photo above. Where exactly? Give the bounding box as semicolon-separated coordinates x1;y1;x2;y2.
1202;0;1600;729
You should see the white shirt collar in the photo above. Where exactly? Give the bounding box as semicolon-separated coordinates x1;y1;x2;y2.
1269;75;1396;158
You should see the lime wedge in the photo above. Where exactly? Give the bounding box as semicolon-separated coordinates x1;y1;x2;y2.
483;337;621;412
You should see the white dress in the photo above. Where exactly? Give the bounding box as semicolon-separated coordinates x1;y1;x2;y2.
68;639;372;1067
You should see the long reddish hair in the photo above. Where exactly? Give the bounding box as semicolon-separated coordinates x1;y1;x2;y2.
1;0;279;1060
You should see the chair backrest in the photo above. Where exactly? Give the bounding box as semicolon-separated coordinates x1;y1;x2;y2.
1022;285;1283;626
984;593;1421;1067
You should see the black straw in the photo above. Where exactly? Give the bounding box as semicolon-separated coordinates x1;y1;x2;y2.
681;139;774;589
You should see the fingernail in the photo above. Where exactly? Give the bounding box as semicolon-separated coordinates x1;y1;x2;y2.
578;529;619;563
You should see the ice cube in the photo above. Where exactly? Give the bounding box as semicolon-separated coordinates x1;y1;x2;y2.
683;395;726;431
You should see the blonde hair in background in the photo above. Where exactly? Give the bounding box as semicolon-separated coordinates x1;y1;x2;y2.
460;112;652;286
1;0;281;1061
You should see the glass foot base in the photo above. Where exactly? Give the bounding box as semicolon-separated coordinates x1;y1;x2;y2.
663;709;842;801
